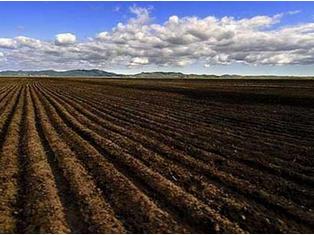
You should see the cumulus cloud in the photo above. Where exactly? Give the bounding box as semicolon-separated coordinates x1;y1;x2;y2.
97;32;110;41
15;36;42;48
0;38;17;49
0;52;7;64
55;33;77;46
1;6;314;70
129;57;149;66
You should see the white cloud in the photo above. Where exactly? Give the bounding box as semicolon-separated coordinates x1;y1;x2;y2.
0;38;16;49
0;52;7;63
96;32;110;41
129;5;152;25
1;8;314;71
287;10;301;15
15;36;42;48
129;57;149;66
55;33;76;46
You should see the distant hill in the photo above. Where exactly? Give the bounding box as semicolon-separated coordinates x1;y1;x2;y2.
130;72;187;78
0;69;312;79
0;69;117;77
0;70;190;78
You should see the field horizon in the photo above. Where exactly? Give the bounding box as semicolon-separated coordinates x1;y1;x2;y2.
1;70;314;80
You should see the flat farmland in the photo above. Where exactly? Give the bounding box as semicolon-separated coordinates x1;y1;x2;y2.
0;77;313;233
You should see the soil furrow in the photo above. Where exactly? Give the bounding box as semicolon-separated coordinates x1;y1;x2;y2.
0;77;313;233
30;85;127;234
0;86;24;233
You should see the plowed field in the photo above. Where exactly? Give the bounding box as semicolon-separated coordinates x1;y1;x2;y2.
0;77;313;233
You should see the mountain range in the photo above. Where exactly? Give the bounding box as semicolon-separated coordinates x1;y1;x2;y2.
0;69;117;77
0;69;311;79
0;70;210;78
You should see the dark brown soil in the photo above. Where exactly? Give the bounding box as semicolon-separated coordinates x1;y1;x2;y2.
0;77;313;233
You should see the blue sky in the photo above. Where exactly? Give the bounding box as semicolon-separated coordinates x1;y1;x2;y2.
1;2;313;40
1;2;314;75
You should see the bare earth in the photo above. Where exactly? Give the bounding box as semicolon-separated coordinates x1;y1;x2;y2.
0;77;313;233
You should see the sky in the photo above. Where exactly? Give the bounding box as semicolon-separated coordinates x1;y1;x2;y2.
1;1;314;75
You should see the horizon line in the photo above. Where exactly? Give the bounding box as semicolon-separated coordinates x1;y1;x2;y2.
0;69;314;78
